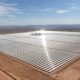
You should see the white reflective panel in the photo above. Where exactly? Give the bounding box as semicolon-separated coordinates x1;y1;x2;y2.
0;31;80;73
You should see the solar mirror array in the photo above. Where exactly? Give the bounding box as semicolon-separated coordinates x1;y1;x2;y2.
0;31;80;73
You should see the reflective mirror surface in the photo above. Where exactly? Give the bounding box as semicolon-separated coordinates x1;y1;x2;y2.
0;31;80;73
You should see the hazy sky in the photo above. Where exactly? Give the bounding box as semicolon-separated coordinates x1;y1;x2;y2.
0;0;80;25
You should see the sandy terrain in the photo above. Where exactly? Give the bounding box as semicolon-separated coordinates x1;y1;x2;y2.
0;52;80;80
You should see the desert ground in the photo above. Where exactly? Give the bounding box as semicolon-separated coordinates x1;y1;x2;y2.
0;53;80;80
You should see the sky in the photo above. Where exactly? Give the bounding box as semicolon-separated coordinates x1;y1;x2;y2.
0;0;80;25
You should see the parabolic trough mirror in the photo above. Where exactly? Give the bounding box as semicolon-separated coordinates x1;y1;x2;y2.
0;30;80;73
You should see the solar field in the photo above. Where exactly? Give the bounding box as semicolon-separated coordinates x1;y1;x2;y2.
0;30;80;73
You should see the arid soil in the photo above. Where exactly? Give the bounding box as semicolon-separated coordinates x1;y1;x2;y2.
0;53;80;80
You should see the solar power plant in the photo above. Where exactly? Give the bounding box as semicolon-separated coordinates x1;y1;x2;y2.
0;30;80;73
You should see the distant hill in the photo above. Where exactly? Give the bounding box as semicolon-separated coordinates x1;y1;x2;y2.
0;24;80;34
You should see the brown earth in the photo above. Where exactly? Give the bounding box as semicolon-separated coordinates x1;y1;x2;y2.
0;52;80;80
